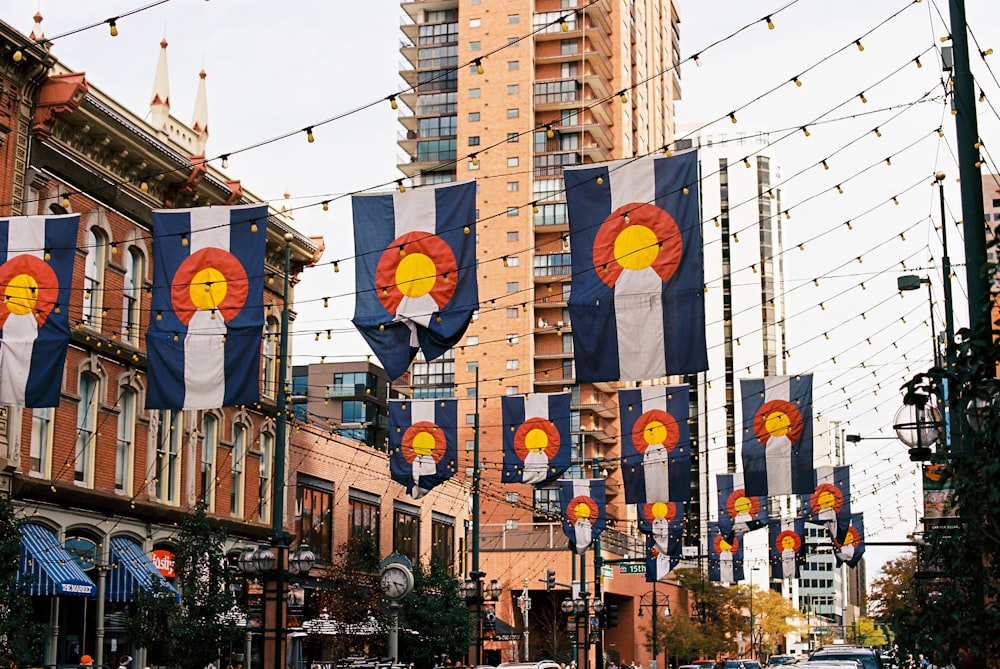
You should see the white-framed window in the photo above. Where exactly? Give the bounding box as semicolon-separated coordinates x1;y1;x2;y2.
231;421;247;517
470;41;481;51
506;307;519;318
29;407;54;477
507;157;519;167
469;88;481;98
156;410;183;504
507;231;519;242
82;228;107;328
508;60;519;70
506;282;519;292
262;316;279;399
122;249;143;345
467;336;479;345
508;85;519;95
115;386;137;494
201;412;218;510
506;386;519;395
507;181;519;191
469;18;481;27
506;360;519;370
507;108;519;119
259;431;274;522
75;373;100;486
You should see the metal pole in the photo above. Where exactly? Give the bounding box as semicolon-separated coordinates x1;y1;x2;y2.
652;583;658;665
748;574;753;660
519;579;531;661
937;172;958;457
473;367;482;665
581;550;588;669
272;233;293;669
593;537;603;669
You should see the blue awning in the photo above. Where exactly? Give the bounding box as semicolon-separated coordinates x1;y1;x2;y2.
106;536;179;602
18;524;97;598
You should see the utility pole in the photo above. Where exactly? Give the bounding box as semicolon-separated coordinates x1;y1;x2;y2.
517;579;531;661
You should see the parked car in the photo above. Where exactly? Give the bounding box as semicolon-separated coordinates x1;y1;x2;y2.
809;646;883;669
725;660;762;669
497;662;560;669
767;657;797;667
690;660;715;669
679;664;704;669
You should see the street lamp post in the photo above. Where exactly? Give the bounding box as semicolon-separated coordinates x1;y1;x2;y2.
637;585;671;669
562;592;602;669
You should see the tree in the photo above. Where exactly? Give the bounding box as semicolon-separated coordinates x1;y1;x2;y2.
398;561;472;667
126;503;243;669
0;496;46;667
736;585;799;658
646;611;713;666
670;569;743;657
529;594;574;664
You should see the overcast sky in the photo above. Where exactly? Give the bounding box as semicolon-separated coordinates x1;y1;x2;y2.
7;0;999;586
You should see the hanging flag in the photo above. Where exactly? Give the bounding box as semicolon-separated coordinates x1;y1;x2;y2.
352;181;477;380
708;521;744;584
637;500;685;559
146;204;267;410
644;535;679;582
558;479;606;554
564;153;707;382
619;386;691;504
388;398;458;499
0;213;79;407
501;392;572;485
717;472;768;537
740;374;814;497
768;518;807;580
801;465;851;543
833;513;865;568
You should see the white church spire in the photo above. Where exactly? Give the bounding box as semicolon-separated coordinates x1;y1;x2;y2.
191;69;209;155
150;39;170;130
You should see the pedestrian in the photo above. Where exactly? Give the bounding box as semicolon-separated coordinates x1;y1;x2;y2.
80;656;94;669
119;656;133;669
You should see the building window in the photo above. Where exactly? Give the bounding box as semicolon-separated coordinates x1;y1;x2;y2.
297;477;334;563
507;108;519;119
393;505;420;563
507;14;519;23
506;386;519;395
506;360;519;370
231;421;246;517
82;228;107;328
262;316;279;399
115;386;137;494
507;207;519;217
157;409;183;504
349;491;381;550
467;336;479;345
507;181;519;192
506;307;519;318
431;514;456;572
30;407;53;477
259;431;273;522
469;18;481;27
201;413;218;510
122;249;143;345
533;486;561;521
469;112;480;122
506;256;520;267
507;37;519;45
507;231;519;242
469;88;481;98
507;333;519;345
507;157;519;167
508;60;519;70
75;373;100;486
507;133;519;143
508;84;519;95
465;440;474;451
507;281;519;292
469;136;480;146
470;41;481;51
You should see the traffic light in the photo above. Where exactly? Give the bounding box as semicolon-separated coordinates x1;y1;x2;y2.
546;569;556;590
606;603;619;628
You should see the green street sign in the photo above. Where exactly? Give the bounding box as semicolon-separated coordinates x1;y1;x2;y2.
618;563;646;574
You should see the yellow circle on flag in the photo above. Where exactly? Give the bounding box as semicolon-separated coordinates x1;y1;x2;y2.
574;502;592;519
781;535;797;550
524;427;549;452
396;253;436;298
816;489;836;509
5;273;38;315
733;496;752;515
764;410;791;437
720;538;733;551
190;267;227;310
614;224;659;270
650;501;669;519
412;430;436;456
644;419;668;445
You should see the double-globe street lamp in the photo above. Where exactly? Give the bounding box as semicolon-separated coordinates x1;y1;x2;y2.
562;592;604;669
636;589;671;669
465;574;503;662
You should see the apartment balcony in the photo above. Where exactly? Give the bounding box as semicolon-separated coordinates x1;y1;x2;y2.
397;153;455;178
580;425;616;445
400;40;418;67
558;114;614;151
574;0;614;35
533;14;613;60
573;400;617;421
401;0;458;24
534;47;613;84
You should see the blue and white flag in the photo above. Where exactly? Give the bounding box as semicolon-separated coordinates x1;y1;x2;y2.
833;513;865;568
708;521;744;584
637;500;685;559
801;465;851;544
644;534;680;582
558;479;606;554
717;472;768;537
501;392;572;485
352;181;478;380
741;374;814;497
0;214;78;407
147;204;267;409
564;152;706;382
769;517;807;580
619;386;691;504
388;398;458;499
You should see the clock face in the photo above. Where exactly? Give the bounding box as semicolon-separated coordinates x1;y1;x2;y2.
380;564;412;600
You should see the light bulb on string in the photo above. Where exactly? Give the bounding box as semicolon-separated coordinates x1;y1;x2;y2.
388;95;398;110
764;16;774;29
108;19;118;37
306;127;315;143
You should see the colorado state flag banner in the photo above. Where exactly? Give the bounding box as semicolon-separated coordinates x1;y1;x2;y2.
352;181;477;380
708;521;744;584
833;513;865;568
0;214;79;407
768;517;807;580
388;398;458;499
637;500;684;559
558;479;606;554
619;386;691;504
644;534;680;582
147;205;267;410
564;152;707;382
717;472;768;537
801;465;851;544
501;392;572;486
740;374;814;497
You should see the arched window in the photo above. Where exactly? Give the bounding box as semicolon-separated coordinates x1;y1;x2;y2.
75;373;100;486
231;421;247;518
201;413;219;511
122;248;143;345
115;386;137;494
262;316;279;399
259;430;273;522
82;227;107;327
